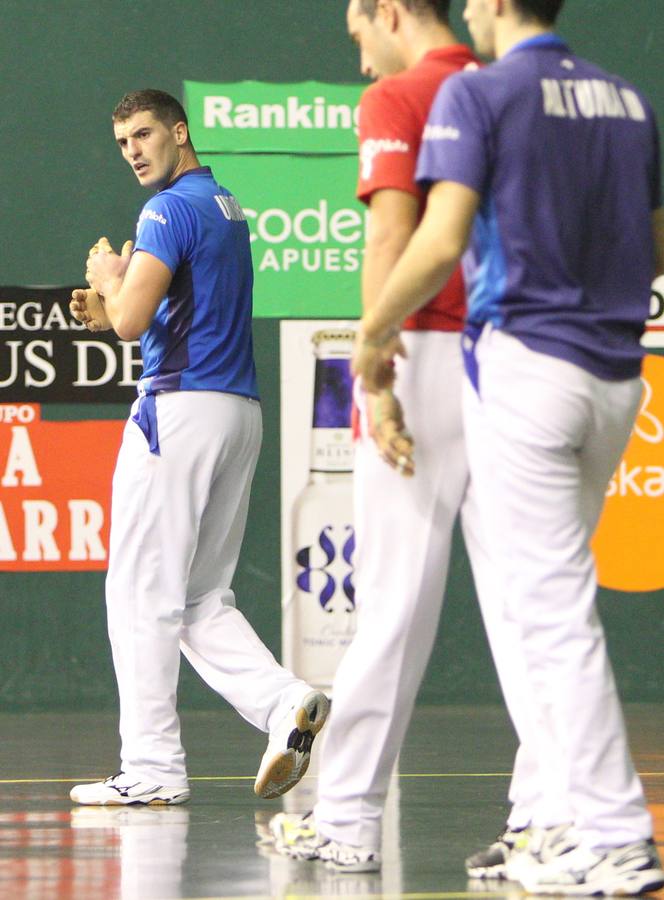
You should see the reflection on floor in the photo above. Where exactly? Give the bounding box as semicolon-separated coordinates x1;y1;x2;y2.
0;705;662;899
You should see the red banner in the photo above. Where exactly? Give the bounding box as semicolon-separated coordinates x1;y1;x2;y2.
0;404;124;571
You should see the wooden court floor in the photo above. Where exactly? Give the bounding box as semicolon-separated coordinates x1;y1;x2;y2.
0;704;662;900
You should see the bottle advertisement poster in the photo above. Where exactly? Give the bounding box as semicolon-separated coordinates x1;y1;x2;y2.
280;320;358;691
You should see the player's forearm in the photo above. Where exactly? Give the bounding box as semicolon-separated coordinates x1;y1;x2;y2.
103;284;154;342
88;249;170;342
96;279;151;342
362;180;478;342
362;221;460;342
95;279;125;333
361;225;414;314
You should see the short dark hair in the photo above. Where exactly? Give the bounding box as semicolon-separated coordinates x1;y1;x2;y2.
112;89;188;129
358;0;451;24
512;0;564;26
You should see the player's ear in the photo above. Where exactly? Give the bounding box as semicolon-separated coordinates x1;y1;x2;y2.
173;121;189;147
377;0;398;31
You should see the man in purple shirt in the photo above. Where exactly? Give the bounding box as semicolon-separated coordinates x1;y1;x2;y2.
352;0;664;894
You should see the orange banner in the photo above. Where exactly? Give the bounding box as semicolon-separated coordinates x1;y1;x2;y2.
0;404;124;571
593;355;664;592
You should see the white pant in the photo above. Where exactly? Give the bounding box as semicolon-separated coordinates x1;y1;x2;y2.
106;391;309;786
463;327;652;848
314;332;540;849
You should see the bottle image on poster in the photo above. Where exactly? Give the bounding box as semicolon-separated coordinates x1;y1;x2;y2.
283;328;357;691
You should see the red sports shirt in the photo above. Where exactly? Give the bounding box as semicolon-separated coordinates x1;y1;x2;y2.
357;45;479;332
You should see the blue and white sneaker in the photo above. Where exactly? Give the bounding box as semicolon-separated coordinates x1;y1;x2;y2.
505;822;578;881
269;811;381;872
270;811;326;860
254;691;330;800
515;837;664;896
319;839;382;873
465;824;531;878
70;772;190;806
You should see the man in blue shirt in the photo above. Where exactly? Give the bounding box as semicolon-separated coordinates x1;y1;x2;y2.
68;89;329;807
352;0;664;894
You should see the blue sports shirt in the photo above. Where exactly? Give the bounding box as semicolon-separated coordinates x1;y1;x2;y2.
133;166;258;400
416;36;661;381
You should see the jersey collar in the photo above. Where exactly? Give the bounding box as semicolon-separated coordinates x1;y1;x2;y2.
162;166;212;192
505;33;569;58
420;44;477;66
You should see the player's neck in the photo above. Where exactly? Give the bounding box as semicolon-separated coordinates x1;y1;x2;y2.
494;21;554;59
166;148;202;187
402;22;460;69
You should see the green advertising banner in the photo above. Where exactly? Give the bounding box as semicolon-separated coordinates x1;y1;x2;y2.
186;81;364;154
188;80;366;317
202;153;364;318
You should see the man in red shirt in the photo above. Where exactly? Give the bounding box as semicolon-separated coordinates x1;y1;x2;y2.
271;0;541;873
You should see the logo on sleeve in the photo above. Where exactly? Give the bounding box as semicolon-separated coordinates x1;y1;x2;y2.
422;124;461;141
139;209;168;226
359;138;409;181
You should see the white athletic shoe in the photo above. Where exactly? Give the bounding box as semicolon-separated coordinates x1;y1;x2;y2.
270;811;326;860
69;772;190;806
269;811;381;872
505;822;578;881
319;839;382;873
254;690;330;800
465;824;531;878
515;838;664;896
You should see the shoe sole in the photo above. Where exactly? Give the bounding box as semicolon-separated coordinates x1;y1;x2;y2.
295;691;330;736
70;790;190;807
256;751;310;800
254;692;330;799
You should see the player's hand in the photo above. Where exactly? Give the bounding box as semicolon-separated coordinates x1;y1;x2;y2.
366;388;415;477
88;236;134;259
86;236;133;296
69;288;113;332
351;328;406;393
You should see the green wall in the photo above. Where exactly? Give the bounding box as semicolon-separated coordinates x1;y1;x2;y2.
3;0;664;287
1;1;663;711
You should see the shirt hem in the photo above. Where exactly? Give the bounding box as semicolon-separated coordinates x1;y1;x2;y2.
139;382;260;402
507;331;644;382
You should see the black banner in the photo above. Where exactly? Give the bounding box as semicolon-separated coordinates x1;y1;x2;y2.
0;286;140;402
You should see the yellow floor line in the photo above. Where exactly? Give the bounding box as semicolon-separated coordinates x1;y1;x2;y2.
0;772;662;786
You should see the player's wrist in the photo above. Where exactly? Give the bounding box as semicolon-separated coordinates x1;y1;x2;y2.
359;318;399;348
96;275;122;304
